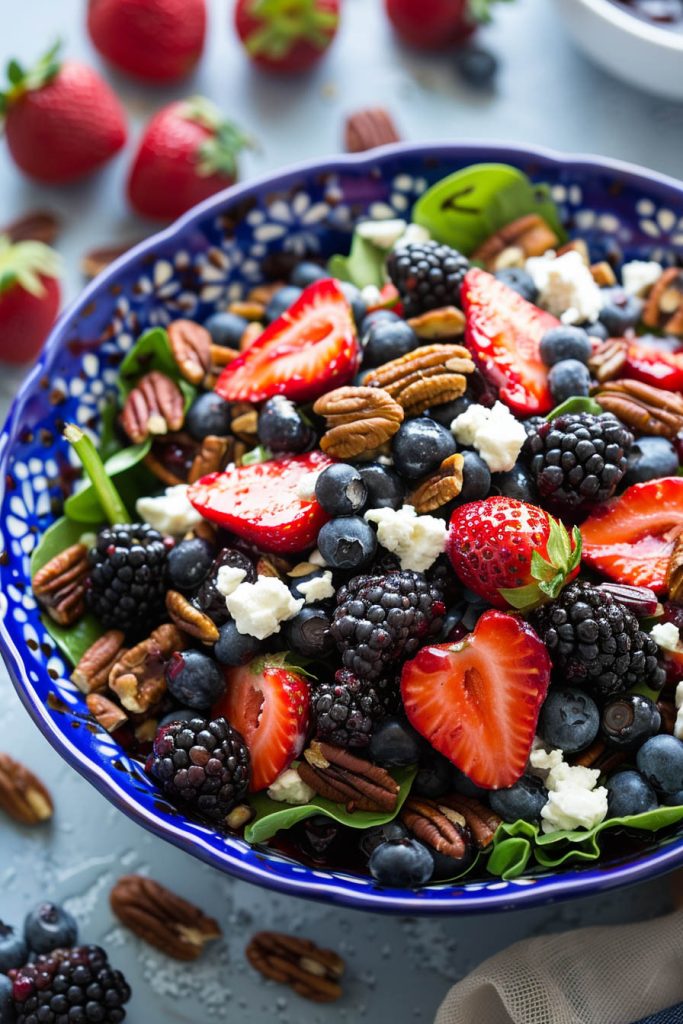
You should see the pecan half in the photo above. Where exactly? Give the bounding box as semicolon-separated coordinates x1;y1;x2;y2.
588;338;628;383
0;753;53;825
111;875;221;961
409;453;464;513
472;214;559;271
166;590;219;644
231;407;259;442
298;741;399;813
228;300;266;321
344;107;401;153
1;210;60;244
667;535;683;604
246;931;344;1003
594;378;683;438
109;624;188;713
570;738;627;775
81;241;138;279
248;282;285;306
363;344;474;417
72;630;126;693
32;544;89;626
86;692;128;733
406;306;465;340
120;371;184;444
168;320;212;385
643;267;683;335
440;793;501;849
313;386;404;459
188;435;233;484
400;797;469;860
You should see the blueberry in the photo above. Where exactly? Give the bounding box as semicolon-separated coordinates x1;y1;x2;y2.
624;436;679;486
315;463;367;516
24;903;78;955
369;838;434;887
257;395;313;453
167;538;214;591
413;753;453;798
264;285;302;323
606;770;658;818
359;821;410;860
288;569;330;601
489;774;548;823
317;516;377;570
585;320;609;341
450;766;487;799
361;320;419;368
293;815;343;860
538;687;600;753
356;463;405;511
495;268;538;303
158;707;197;728
636;735;683;794
369;718;422;766
664;789;683;807
359;309;401;335
539;326;592;367
0;921;27;973
285;606;335;657
431;842;474;881
165;650;226;710
458;451;492;502
392;418;457;481
599;287;643;335
186;392;232;440
290;261;327;288
204;310;247;349
339;282;367;327
428;395;473;429
455;45;498;86
0;972;14;1023
548;359;592;402
491;461;537;503
214;619;262;666
601;694;661;751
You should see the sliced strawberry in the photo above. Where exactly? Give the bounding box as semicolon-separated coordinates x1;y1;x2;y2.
461;267;556;416
214;278;360;404
188;450;333;553
400;611;551;790
623;339;683;393
581;478;683;593
215;655;311;792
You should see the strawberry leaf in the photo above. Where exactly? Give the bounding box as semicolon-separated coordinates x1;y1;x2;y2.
0;40;62;117
244;0;339;59
467;0;516;24
0;236;61;297
499;581;544;611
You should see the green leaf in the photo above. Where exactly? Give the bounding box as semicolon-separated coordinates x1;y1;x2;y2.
546;395;603;420
0;236;61;298
64;440;153;524
64;425;130;526
241;444;272;466
413;164;566;255
498;581;543;611
118;328;178;400
30;516;92;576
545;515;571;567
530;550;558;583
486;835;533;880
97;398;124;463
327;229;387;290
244;765;417;844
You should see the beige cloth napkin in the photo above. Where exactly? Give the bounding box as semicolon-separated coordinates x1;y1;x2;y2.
435;910;683;1024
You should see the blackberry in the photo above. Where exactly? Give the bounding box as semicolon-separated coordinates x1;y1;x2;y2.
386;241;469;318
86;523;168;631
312;669;398;749
147;716;250;821
534;582;665;697
10;945;131;1023
331;570;445;681
526;412;632;510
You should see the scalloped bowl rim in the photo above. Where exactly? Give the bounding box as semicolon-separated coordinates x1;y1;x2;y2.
3;140;683;914
562;0;683;52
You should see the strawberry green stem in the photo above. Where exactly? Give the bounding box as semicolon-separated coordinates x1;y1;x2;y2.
64;424;130;526
0;40;62;118
180;96;253;179
244;0;338;59
0;235;61;297
467;0;515;25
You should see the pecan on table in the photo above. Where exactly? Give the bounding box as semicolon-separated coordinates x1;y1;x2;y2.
594;378;683;438
1;209;60;244
120;371;184;444
409;453;464;513
363;344;474;417
168;319;212;386
344;107;401;153
32;544;89;627
72;630;126;694
81;241;138;279
313;386;404;459
110;875;221;961
400;797;470;861
108;623;187;714
297;741;399;813
246;931;344;1003
0;752;53;825
439;793;502;849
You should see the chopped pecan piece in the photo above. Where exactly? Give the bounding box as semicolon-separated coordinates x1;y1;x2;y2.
240;321;264;350
231;406;259;442
246;931;344;1003
440;793;501;849
168;319;212;385
557;238;590;264
298;741;399;813
643;267;683;335
188;435;233;484
344;107;401;153
32;544;89;627
313;386;404;458
111;875;221;961
363;344;474;417
568;738;628;775
86;692;128;733
166;590;220;644
400;797;469;860
590;261;617;287
406;306;465;339
81;241;138;279
472;214;559;270
120;371;184;444
1;209;60;244
109;623;187;713
594;378;683;438
248;282;285;306
667;535;683;604
72;630;126;693
0;753;53;825
145;432;198;486
409;453;464;513
228;300;266;321
588;338;628;383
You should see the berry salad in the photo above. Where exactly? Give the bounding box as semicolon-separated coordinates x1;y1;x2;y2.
30;163;683;889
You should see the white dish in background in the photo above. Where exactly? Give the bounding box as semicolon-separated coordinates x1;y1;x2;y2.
553;0;683;101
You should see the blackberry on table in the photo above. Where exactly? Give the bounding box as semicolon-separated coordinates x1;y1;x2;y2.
534;581;665;697
146;716;250;821
10;945;131;1023
331;570;445;681
86;523;168;631
386;241;469;318
312;668;397;749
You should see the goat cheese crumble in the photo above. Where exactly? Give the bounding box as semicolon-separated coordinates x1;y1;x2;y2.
136;484;203;535
267;768;315;805
531;747;608;833
216;565;248;599
650;621;681;652
225;577;304;640
526;250;603;325
297;570;335;604
364;504;447;573
451;401;527;473
621;260;663;297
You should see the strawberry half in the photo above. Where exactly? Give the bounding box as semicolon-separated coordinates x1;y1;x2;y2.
461;267;556;416
581;477;683;594
623;338;683;393
401;611;551;789
215;654;311;792
214;278;360;404
188;450;333;553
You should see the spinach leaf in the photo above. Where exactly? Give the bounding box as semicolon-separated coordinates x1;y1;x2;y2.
328;229;387;290
546;396;603;420
64;439;153;523
30;517;93;575
117;327;196;411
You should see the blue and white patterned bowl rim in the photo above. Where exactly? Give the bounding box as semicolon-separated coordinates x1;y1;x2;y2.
2;141;683;915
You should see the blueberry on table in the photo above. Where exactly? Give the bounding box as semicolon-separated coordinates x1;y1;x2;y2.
257;395;313;453
204;310;248;349
290;261;327;288
315;463;367;516
539;326;592;366
264;284;302;323
606;770;658;818
285;606;334;658
361;319;420;368
392;418;457;481
624;436;679;486
454;45;498;87
24;903;78;955
369;838;434;887
494;267;538;303
457;450;492;502
601;694;661;751
214;619;262;666
548;358;592;402
0;921;27;973
165;650;226;710
538;687;600;753
359;821;410;860
489;774;548;823
636;734;683;794
356;462;405;511
598;287;643;335
369;717;422;767
167;537;214;591
186;392;232;440
317;515;377;569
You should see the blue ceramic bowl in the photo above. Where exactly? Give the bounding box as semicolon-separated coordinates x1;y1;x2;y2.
2;142;683;914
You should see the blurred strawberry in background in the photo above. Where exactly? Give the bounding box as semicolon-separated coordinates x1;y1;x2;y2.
234;0;340;74
0;42;127;183
127;96;252;221
88;0;207;83
0;236;60;363
385;0;510;49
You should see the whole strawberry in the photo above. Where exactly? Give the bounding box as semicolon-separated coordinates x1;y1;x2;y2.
385;0;508;50
0;42;127;183
447;496;581;612
0;236;61;363
234;0;339;74
88;0;207;83
127;97;251;221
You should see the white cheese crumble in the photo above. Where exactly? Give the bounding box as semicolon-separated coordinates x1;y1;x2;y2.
451;401;527;473
674;681;683;742
297;570;335;605
526;250;603;325
309;548;328;567
136;484;203;536
621;260;663;297
529;746;564;774
364;504;447;573
397;222;431;248
295;471;321;502
225;577;304;640
267;768;315;805
650;621;681;652
531;747;608;833
360;284;383;308
216;565;247;599
356;218;407;250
